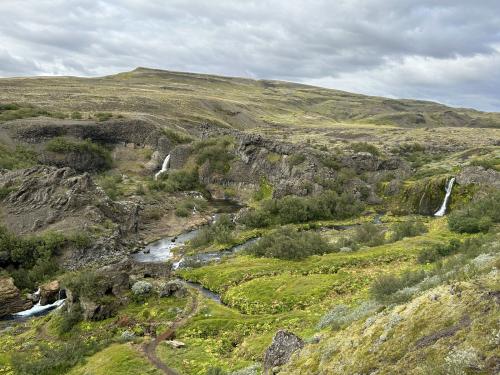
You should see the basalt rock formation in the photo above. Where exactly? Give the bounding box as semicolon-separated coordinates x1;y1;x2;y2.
0;277;32;318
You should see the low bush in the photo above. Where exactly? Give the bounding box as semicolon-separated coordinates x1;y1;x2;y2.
0;228;81;290
193;136;235;174
417;239;461;264
390;219;427;241
240;190;364;228
448;190;500;233
317;300;381;330
370;269;426;303
98;173;124;200
190;214;235;248
131;281;153;295
57;303;83;335
70;111;82;119
470;157;500;171
246;226;332;260
11;338;106;375
354;223;385;247
148;169;199;193
350;142;381;156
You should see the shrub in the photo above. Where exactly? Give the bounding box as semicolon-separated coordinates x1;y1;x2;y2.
354;223;385;247
190;214;235;248
470;157;500;171
317;300;380;330
149;169;199;193
448;190;500;233
240;190;364;228
0;228;67;290
351;142;381;156
247;226;332;260
370;269;426;302
390;219;427;241
131;281;153;295
193;136;235;174
57;304;83;334
11;338;105;375
417;239;461;264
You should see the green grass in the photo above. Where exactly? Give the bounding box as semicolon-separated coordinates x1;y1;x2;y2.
68;344;161;375
0;143;37;170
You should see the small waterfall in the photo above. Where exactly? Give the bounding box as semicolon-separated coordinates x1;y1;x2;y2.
434;177;455;217
154;154;170;180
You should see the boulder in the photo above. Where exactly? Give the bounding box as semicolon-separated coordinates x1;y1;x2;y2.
263;330;304;374
0;277;32;318
39;280;60;305
159;280;188;298
80;297;117;321
164;340;186;348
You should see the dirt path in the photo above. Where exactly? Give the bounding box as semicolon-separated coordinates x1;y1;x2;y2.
142;291;200;375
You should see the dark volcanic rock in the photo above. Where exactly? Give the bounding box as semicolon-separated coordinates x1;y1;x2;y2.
0;277;32;318
263;330;304;374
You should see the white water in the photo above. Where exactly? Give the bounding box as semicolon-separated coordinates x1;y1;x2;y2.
434;177;455;217
13;299;66;318
154;154;170;180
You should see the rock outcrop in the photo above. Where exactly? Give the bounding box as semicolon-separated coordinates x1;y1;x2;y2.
160;280;188;298
0;166;141;268
39;280;61;305
456;166;500;188
263;330;304;374
0;277;32;318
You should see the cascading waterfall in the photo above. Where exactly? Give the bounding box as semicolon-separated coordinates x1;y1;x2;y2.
434;177;455;217
154;154;171;180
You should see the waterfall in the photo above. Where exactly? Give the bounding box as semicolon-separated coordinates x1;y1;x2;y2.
154;154;170;180
434;177;455;217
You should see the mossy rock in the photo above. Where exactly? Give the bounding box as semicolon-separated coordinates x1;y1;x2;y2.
395;176;449;215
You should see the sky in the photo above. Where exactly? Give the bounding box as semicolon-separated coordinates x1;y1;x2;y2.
1;0;499;111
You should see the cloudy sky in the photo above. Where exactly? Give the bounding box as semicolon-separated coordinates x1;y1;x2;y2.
1;0;499;111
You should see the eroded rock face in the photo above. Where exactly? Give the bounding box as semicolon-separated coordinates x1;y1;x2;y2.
39;280;60;305
0;277;32;318
263;330;304;374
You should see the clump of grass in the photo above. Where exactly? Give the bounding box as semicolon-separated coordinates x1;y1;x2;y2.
98;173;124;200
46;137;113;170
94;112;113;122
0;103;57;122
0;143;38;170
162;128;194;144
470;157;500;171
288;153;306;166
353;223;385;247
350;142;381;156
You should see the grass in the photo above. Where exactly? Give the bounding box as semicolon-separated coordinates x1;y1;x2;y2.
68;344;161;375
0;143;38;170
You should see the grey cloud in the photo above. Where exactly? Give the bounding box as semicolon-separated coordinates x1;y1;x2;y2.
0;0;499;110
